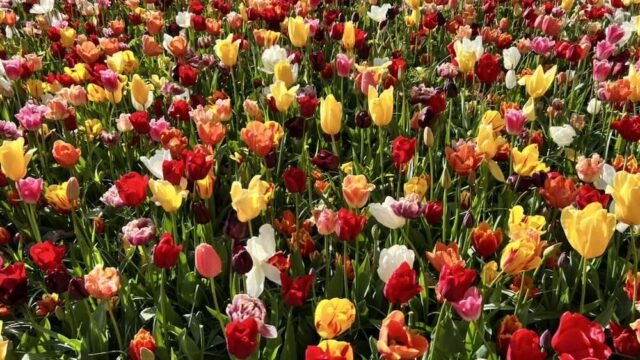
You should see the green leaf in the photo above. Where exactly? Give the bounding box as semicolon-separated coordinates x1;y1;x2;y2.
326;266;344;298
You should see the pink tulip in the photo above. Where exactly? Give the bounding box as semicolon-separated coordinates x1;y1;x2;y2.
195;243;222;278
314;208;337;235
2;59;23;81
530;37;555;56
605;24;625;44
505;109;527;136
595;40;616;60
335;54;352;78
16;177;43;205
99;70;119;92
592;60;611;82
357;70;377;95
451;287;482;321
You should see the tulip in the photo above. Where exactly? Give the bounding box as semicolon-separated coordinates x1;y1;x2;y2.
518;65;557;98
368;197;406;229
378;245;415;283
336;54;352;77
606;171;640;225
45;181;78;213
561;202;615;259
153;233;183;268
549;124;577;147
130;74;154;111
500;229;544;275
148;179;188;212
52;140;81;168
214;34;240;67
106;50;139;74
377;311;429;360
273;60;296;88
195;243;222;278
320;94;342;136
342;21;356;50
287;16;309;47
84;265;120;299
269;80;298;112
511;144;549;177
306;340;354;360
453;37;484;73
244;224;281;297
314;298;356;339
342;175;375;208
129;329;156;360
451;287;482;321
16;177;43;204
230;176;271;222
59;27;76;48
368;86;394;127
0;138;35;181
504;109;527;135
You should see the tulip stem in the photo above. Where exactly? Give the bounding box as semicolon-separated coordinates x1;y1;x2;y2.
210;278;222;316
632;231;638;318
160;270;169;340
580;257;588;314
107;306;124;351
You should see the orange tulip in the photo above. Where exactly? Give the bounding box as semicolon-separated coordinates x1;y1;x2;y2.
166;36;188;58
197;122;227;146
425;242;464;272
76;41;101;64
145;11;164;35
445;143;484;176
342;175;375;208
240;121;283;157
377;311;428;360
52;140;81;168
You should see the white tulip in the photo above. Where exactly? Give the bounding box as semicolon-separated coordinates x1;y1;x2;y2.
140;149;172;179
261;45;288;74
175;11;192;28
369;197;406;229
549;124;577;147
245;225;282;297
377;245;415;283
367;4;392;23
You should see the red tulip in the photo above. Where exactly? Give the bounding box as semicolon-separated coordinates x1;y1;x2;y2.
383;262;423;305
116;172;149;207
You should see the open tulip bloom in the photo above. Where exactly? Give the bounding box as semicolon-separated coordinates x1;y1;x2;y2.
4;0;640;359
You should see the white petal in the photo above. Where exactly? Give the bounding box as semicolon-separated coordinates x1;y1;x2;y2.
245;266;265;297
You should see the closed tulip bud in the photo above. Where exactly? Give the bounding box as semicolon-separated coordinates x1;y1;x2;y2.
423;126;434;146
440;167;451;189
320;94;342;136
232;245;253;275
557;252;569;268
195;243;222;278
463;211;475;228
342;21;356;50
264;149;278;169
66;177;80;202
193;202;212;224
225;211;249;241
354;111;371;128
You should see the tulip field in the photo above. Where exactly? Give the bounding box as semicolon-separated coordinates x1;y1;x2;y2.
2;0;640;359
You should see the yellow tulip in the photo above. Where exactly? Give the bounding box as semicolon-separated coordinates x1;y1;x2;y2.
606;171;640;225
560;203;616;259
404;175;429;200
342;21;356;50
368;86;394;127
405;9;421;26
273;60;295;88
104;76;126;105
480;110;504;132
60;27;76;48
64;63;89;83
45;182;79;213
476;124;499;159
511;144;549;177
287;16;309;47
481;261;498;285
87;84;107;103
500;228;544;275
405;0;421;9
320;94;342;135
269;80;299;112
230;175;271;222
0;321;8;360
25;79;45;98
83;119;103;141
561;0;575;11
518;65;557;98
626;65;640;102
149;180;188;212
314;298;356;339
508;205;546;234
130;74;154;111
214;34;240;67
0;138;35;181
522;97;536;120
196;173;215;200
253;29;280;48
106;51;139;74
315;340;354;360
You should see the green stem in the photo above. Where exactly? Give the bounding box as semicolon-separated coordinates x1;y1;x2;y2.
108;306;124;351
580;257;588;314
